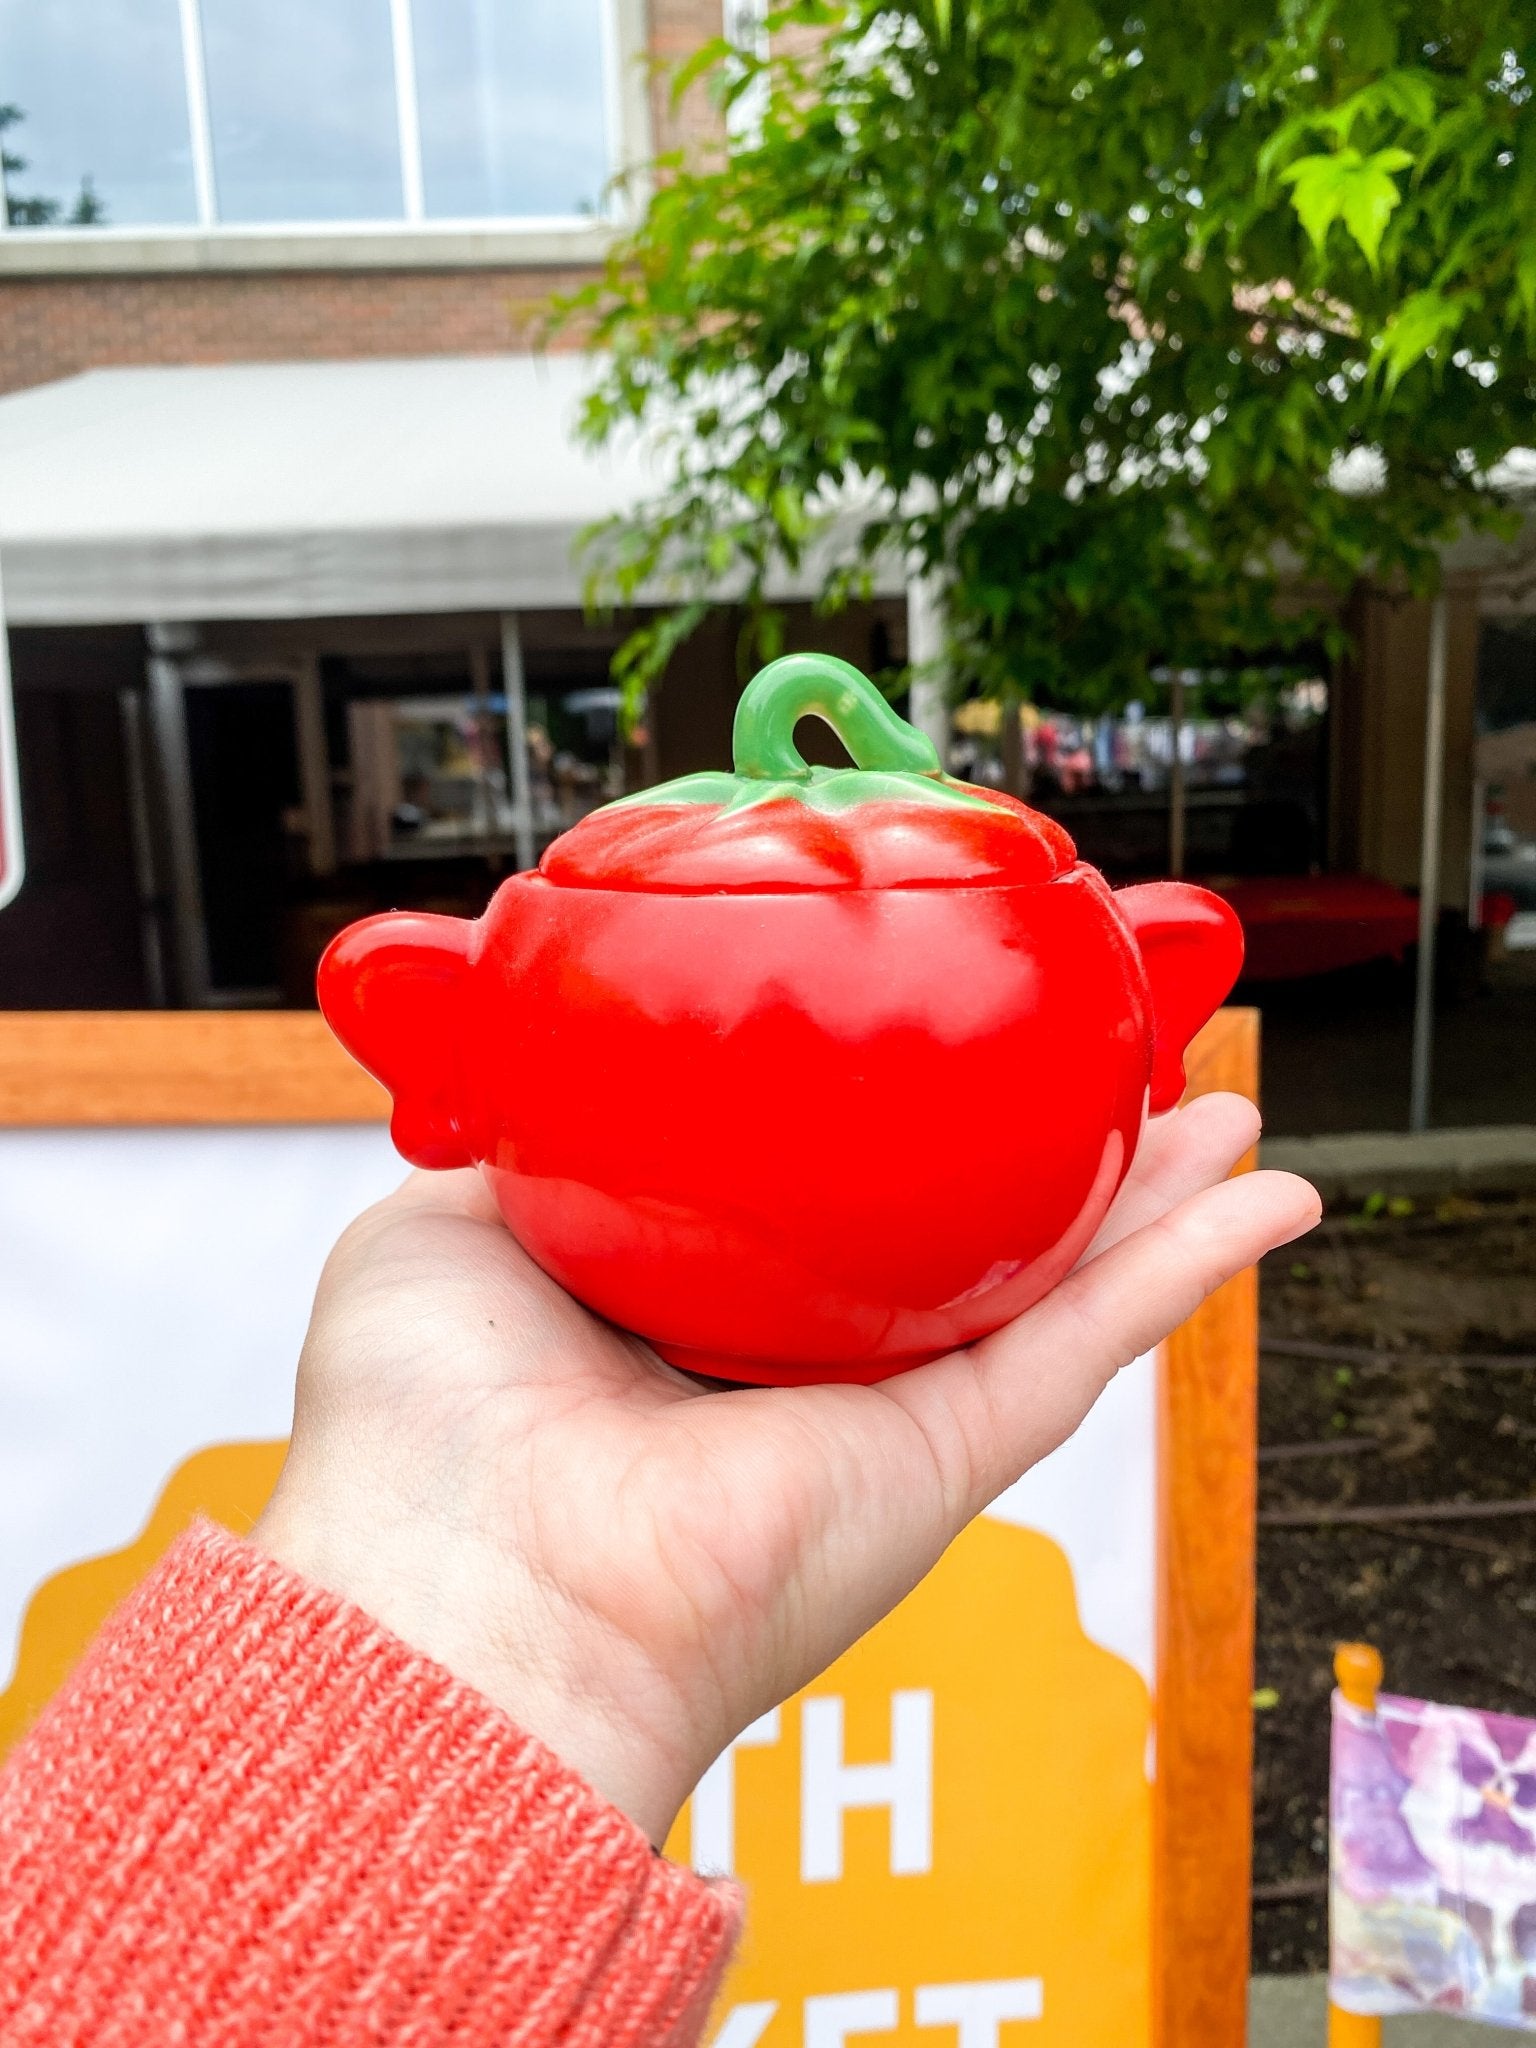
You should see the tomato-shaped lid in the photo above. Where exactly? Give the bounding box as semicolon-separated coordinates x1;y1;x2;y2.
542;653;1076;892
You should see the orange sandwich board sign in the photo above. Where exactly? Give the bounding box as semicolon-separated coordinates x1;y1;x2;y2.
0;1009;1261;2048
666;1487;1155;2048
0;564;22;911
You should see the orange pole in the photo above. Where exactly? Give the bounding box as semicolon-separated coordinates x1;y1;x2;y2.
1328;1645;1385;2048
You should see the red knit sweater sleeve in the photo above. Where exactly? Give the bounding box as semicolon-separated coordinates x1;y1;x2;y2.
0;1522;741;2047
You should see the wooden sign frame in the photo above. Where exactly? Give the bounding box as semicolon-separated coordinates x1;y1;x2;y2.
0;1006;1260;2048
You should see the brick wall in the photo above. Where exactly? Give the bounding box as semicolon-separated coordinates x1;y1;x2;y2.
650;0;733;156
0;268;598;397
0;0;727;398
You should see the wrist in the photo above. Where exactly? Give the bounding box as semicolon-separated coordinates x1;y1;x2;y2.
252;1485;707;1848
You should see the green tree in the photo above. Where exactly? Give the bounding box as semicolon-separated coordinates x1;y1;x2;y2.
566;0;1536;712
1;105;107;227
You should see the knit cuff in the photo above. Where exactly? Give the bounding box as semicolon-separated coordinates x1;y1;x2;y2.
0;1521;740;2048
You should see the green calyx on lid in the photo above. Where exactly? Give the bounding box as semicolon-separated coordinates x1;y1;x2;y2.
540;652;1077;892
611;651;998;815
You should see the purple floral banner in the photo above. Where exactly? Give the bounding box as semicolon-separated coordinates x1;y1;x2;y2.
1331;1688;1536;2026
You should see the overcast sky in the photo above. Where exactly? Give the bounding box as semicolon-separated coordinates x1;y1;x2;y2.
0;0;610;227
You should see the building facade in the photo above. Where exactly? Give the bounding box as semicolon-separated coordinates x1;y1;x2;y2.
0;0;1529;1029
0;0;719;397
0;0;916;1007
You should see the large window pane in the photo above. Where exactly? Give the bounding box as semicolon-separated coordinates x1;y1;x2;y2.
0;0;196;227
415;0;610;221
202;0;402;223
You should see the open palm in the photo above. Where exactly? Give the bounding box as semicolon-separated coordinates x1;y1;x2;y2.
257;1092;1316;1844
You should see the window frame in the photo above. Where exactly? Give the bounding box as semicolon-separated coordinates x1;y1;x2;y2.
0;0;648;272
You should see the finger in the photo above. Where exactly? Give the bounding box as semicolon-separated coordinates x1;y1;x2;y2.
1074;1092;1262;1267
889;1167;1321;1520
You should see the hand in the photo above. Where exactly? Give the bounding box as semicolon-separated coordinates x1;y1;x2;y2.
255;1094;1317;1846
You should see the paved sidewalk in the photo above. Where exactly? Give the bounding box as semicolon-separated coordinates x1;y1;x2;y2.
1250;1976;1491;2045
1259;1124;1536;1202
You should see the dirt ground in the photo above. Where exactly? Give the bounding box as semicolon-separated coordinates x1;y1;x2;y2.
1252;1189;1536;1972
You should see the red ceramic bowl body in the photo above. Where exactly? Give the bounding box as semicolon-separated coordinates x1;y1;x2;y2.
318;858;1241;1385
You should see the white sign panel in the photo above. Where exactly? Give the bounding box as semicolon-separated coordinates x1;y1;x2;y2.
0;1121;1161;2047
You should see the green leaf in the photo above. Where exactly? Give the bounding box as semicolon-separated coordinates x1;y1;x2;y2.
1312;70;1437;145
1373;289;1472;388
771;484;810;541
554;0;1535;723
1372;70;1436;131
670;35;731;107
1277;151;1358;253
1338;147;1415;270
1256;116;1311;187
1278;146;1413;269
1517;244;1536;335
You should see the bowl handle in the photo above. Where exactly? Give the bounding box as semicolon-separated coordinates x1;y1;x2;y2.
1114;883;1245;1113
317;911;476;1169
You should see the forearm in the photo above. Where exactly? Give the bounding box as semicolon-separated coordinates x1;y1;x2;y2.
0;1524;738;2048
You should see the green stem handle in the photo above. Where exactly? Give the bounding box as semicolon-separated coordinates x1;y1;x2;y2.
732;653;942;782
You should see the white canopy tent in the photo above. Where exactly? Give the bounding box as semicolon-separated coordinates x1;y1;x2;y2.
0;354;684;626
0;352;920;623
0;353;921;925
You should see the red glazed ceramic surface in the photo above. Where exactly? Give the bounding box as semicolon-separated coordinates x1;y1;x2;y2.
318;654;1243;1385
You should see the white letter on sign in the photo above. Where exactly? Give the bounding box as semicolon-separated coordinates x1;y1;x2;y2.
691;1709;782;1874
801;1691;933;1882
914;1980;1044;2044
804;1989;899;2047
709;2001;778;2048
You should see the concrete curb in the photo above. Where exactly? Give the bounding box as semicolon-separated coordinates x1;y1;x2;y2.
1259;1126;1536;1203
1250;1975;1489;2045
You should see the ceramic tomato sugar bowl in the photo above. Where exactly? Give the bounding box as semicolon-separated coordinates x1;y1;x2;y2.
319;653;1243;1386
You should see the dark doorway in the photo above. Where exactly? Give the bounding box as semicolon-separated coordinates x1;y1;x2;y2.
0;628;151;1009
184;680;301;997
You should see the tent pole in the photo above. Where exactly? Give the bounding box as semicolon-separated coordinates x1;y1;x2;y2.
0;548;24;911
1409;594;1449;1134
1168;672;1187;878
499;613;536;873
1327;1645;1385;2047
1468;776;1487;930
904;574;951;768
117;686;168;1004
292;652;337;877
146;646;212;1007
